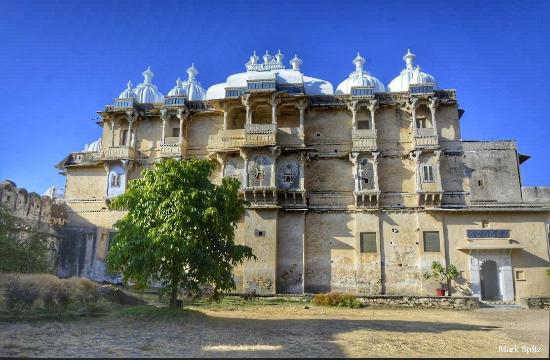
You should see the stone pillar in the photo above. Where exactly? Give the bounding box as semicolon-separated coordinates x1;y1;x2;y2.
349;152;359;192
222;104;229;130
216;153;226;178
270;93;280;126
126;111;137;148
109;114;116;147
242;94;251;125
160;108;168;145
368;99;379;130
299;152;306;189
408;98;418;136
429;97;439;137
103;162;111;197
410;150;422;192
177;108;189;147
297;100;307;135
372;151;380;191
348;100;359;132
240;150;249;188
270;147;281;188
434;150;443;191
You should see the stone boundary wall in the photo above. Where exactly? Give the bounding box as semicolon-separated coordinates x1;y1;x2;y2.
226;293;479;310
356;295;479;309
521;297;550;309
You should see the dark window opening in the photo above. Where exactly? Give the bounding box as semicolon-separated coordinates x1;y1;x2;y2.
360;232;377;253
423;231;440;252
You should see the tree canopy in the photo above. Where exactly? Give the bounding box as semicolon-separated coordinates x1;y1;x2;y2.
106;158;254;307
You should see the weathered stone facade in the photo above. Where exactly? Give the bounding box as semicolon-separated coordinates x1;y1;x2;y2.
55;52;550;303
0;180;66;271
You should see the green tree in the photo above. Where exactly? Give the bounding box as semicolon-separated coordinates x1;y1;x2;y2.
106;158;255;307
0;204;52;273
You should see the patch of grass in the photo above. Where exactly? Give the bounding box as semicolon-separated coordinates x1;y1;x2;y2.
185;296;310;310
313;293;364;308
116;305;194;321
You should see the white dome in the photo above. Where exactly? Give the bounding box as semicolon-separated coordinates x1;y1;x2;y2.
83;138;102;152
387;49;437;92
181;64;206;100
166;64;206;101
44;186;64;199
118;80;136;99
134;66;164;103
206;50;333;100
167;78;187;97
335;53;385;94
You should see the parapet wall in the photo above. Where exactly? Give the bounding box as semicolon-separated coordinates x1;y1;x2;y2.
522;187;550;204
0;180;66;228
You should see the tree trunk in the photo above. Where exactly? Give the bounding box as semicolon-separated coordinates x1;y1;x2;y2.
169;281;179;308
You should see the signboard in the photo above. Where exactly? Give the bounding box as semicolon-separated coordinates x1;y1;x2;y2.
466;229;510;238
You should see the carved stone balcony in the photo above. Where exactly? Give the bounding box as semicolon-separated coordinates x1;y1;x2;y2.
67;151;101;165
243;186;278;206
278;189;306;208
417;191;443;208
208;129;246;151
103;146;135;160
160;143;183;157
414;128;438;149
354;189;380;209
278;127;304;148
352;129;377;151
244;124;277;147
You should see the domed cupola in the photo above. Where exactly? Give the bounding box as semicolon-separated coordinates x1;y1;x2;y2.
118;80;136;100
180;63;206;100
387;49;437;93
114;80;137;107
335;53;385;96
134;66;165;103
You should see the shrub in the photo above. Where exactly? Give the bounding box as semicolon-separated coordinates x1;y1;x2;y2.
5;279;40;313
313;293;364;308
1;274;119;316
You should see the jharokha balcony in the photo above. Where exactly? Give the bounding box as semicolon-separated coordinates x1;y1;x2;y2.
414;128;438;148
352;128;377;151
243;124;277;147
102;146;135;160
354;189;381;209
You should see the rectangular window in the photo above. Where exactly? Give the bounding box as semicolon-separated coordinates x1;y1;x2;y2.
478;179;484;187
357;120;370;129
121;130;128;146
422;165;434;182
360;232;377;253
515;270;525;281
416;118;427;128
172;128;180;137
423;231;440;252
481;219;489;228
111;173;120;188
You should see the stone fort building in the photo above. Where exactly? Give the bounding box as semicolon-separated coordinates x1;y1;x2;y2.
56;49;550;302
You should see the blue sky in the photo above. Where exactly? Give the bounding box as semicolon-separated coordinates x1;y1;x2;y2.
1;0;549;193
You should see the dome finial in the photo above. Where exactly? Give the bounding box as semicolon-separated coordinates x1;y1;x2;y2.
263;50;272;64
142;66;154;84
275;49;284;64
176;77;183;86
403;49;416;70
248;51;259;65
290;54;302;71
126;80;133;89
187;63;198;82
353;52;366;73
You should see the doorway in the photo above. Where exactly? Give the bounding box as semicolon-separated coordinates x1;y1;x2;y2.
480;260;500;300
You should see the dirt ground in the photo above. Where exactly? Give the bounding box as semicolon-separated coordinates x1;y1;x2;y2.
0;301;548;358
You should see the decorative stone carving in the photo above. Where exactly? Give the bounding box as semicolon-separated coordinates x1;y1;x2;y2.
277;159;300;189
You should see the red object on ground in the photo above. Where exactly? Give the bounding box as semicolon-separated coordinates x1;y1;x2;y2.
436;288;446;296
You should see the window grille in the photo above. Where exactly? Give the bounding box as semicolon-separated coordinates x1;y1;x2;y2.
423;231;440;252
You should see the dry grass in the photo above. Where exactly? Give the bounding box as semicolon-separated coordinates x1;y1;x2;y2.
0;302;547;358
